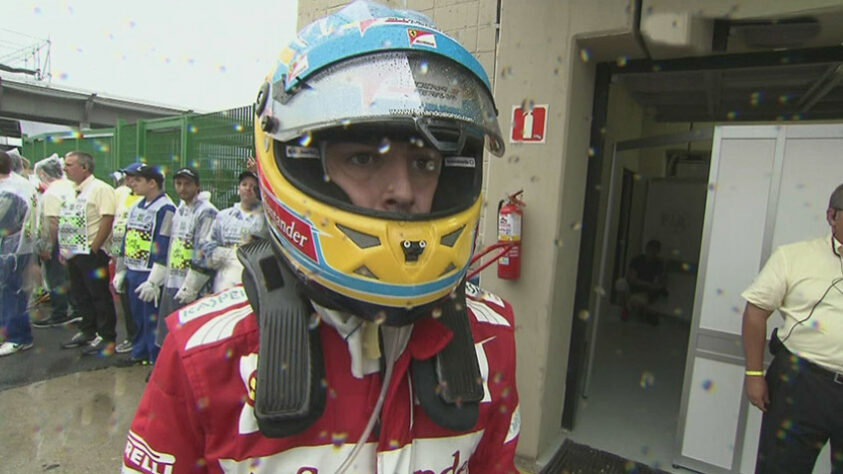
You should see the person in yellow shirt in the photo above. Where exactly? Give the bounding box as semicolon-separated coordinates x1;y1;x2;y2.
58;151;119;356
742;183;843;472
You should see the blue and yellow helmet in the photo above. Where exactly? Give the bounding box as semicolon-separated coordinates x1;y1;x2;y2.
254;0;504;325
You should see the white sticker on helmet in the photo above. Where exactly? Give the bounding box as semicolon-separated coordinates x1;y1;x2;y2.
444;156;475;168
286;146;320;159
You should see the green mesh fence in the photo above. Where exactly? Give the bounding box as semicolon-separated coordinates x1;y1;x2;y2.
145;126;182;197
22;132;116;183
186;106;254;208
21;105;255;207
118;122;139;169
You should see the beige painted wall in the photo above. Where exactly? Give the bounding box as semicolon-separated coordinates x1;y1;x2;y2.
641;0;843;57
480;1;636;467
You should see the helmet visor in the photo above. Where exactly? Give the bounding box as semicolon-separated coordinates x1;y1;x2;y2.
265;51;504;157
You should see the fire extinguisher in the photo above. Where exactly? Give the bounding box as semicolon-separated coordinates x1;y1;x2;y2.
497;190;525;280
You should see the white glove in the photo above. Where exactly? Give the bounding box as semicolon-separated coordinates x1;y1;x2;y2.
210;246;235;269
112;257;127;293
174;269;211;304
135;263;168;306
112;270;126;294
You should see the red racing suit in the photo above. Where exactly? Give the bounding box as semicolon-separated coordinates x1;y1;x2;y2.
122;282;520;474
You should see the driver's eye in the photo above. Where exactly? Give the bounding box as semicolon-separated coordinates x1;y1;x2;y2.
348;153;376;166
413;157;439;173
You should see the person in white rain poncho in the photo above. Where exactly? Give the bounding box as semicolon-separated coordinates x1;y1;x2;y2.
200;170;265;293
0;151;38;356
30;155;78;328
154;167;218;347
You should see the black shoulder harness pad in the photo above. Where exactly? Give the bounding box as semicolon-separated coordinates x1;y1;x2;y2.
238;239;326;438
411;280;485;431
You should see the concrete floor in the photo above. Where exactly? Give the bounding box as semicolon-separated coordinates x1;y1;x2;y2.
0;366;148;473
567;306;694;473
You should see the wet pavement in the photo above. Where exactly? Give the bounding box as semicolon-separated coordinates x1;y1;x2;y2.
0;365;148;473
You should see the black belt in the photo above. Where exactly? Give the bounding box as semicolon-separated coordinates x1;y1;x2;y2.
773;333;843;385
799;357;843;385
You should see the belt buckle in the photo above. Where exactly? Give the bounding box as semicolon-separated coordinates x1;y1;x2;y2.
835;373;843;385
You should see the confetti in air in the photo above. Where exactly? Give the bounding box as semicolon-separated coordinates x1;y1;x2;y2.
520;98;534;112
308;313;321;330
331;432;348;449
91;267;108;280
639;371;655;389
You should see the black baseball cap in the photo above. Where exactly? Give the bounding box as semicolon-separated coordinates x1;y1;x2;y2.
238;170;258;183
174;167;200;183
133;164;164;185
121;162;143;174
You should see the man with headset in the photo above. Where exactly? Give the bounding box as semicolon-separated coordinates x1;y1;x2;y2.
123;2;520;473
742;183;843;473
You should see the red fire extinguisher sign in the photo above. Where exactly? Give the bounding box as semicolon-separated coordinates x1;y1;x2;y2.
510;104;548;143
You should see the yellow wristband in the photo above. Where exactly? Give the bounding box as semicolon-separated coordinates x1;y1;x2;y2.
745;370;764;376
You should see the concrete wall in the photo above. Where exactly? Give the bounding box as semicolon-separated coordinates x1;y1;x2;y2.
641;0;843;58
481;1;636;467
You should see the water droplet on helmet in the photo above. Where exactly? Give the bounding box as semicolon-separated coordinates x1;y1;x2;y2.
378;138;391;154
